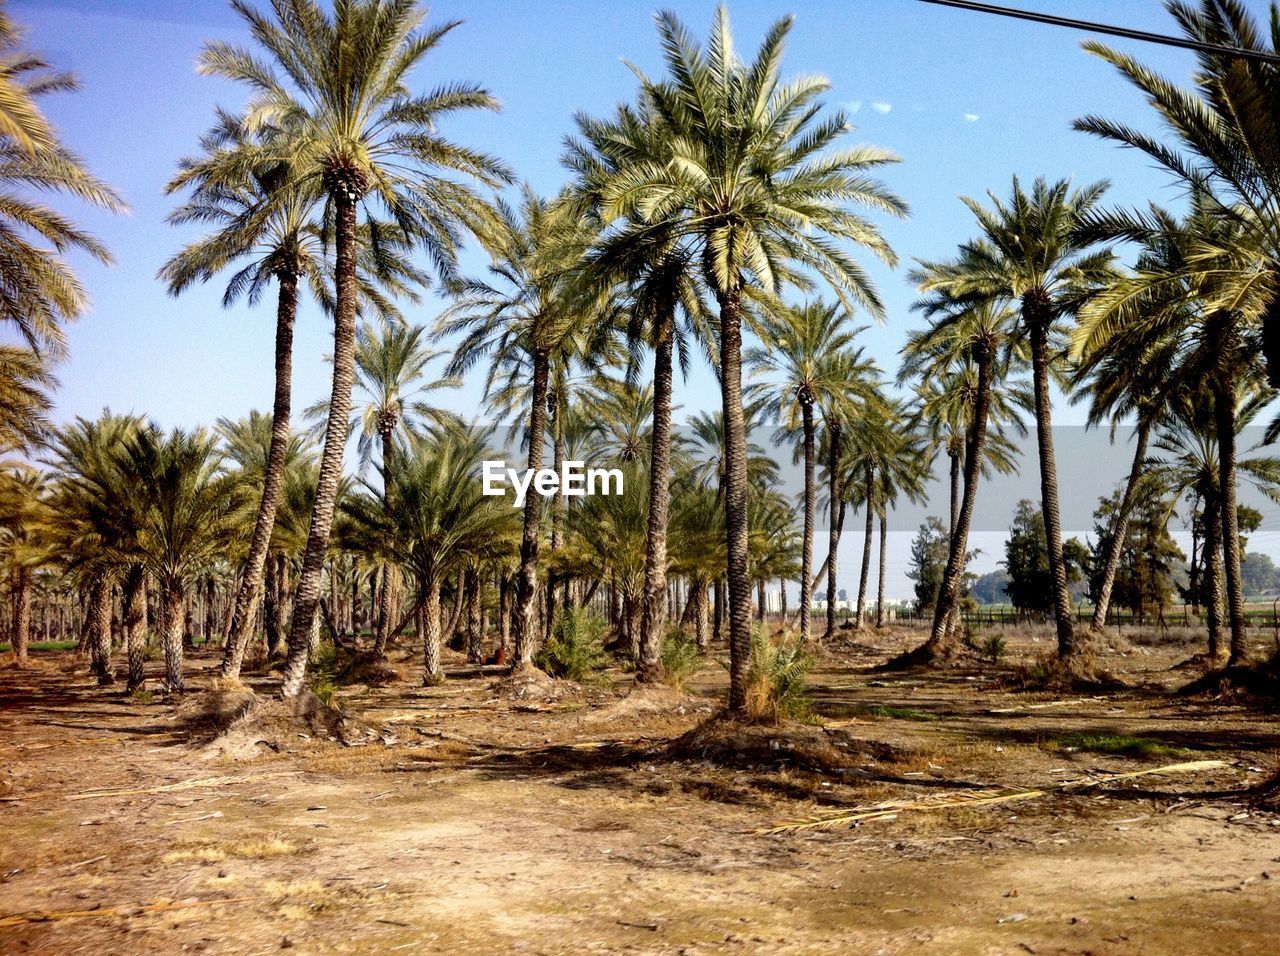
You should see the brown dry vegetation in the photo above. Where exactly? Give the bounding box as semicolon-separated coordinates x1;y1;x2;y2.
2;624;1278;954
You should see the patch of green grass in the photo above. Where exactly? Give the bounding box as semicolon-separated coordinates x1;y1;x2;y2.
1050;734;1187;759
0;641;78;653
863;705;937;722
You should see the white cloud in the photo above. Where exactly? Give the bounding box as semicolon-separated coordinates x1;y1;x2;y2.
963;113;981;122
846;100;862;114
871;101;892;114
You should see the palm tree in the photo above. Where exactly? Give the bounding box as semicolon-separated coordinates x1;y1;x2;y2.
44;413;149;687
895;287;1025;663
565;98;711;682
0;468;48;665
114;426;236;693
1075;198;1269;665
747;301;867;644
309;320;458;656
917;177;1115;667
1152;390;1280;663
162;112;426;680
0;11;124;358
342;429;517;685
669;477;724;651
596;7;906;711
439;187;607;667
1074;0;1280;387
218;412;316;658
199;0;510;698
0;346;53;455
870;404;930;628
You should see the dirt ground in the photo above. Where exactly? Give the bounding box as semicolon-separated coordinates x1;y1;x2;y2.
2;625;1278;955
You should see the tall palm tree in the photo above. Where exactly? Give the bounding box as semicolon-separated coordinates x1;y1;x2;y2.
439;186;606;667
895;288;1025;664
199;0;510;698
873;416;930;627
565;98;711;682
747;301;868;645
0;346;53;455
162;111;427;680
1075;198;1269;665
0;11;124;358
917;178;1114;667
596;7;906;711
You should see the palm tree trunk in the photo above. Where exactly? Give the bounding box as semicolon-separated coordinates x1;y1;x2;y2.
160;575;186;694
274;555;290;655
88;574;111;683
876;510;888;628
465;566;482;664
545;393;564;646
11;565;30;666
1213;380;1249;666
512;346;551;667
421;579;444;686
123;566;147;692
691;578;709;651
264;555;280;654
280;192;359;698
222;270;298;679
856;462;874;628
716;289;752;713
1204;486;1225;662
948;446;961;539
1027;313;1077;660
638;315;676;681
923;346;994;659
798;401;816;644
824;420;844;639
1090;420;1152;630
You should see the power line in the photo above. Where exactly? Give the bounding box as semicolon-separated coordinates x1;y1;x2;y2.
916;0;1280;65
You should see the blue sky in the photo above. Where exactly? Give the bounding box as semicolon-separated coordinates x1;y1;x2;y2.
16;0;1279;597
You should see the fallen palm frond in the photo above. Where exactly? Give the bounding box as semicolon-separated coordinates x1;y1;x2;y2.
756;759;1227;835
64;770;301;801
0;896;260;928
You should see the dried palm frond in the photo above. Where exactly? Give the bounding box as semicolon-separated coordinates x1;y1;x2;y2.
756;759;1226;835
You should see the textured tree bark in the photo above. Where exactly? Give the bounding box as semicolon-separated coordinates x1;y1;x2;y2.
1213;377;1249;666
1090;421;1151;630
222;270;297;678
1204;488;1225;662
638;313;675;681
876;511;888;628
280;188;359;698
824;421;844;640
421;581;444;686
88;574;112;683
716;288;751;712
798;399;815;645
122;566;147;691
11;565;30;666
1026;304;1077;660
948;447;960;540
856;462;874;628
690;578;708;651
465;566;482;664
923;344;994;659
545;393;564;645
512;346;551;667
160;575;186;694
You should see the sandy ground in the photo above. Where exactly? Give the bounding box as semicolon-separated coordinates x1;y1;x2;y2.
1;626;1278;955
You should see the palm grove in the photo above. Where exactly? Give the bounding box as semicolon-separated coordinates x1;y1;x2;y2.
3;0;1280;715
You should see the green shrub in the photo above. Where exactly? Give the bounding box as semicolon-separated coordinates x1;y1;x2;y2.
535;609;609;685
981;634;1007;663
744;627;812;723
308;640;341;707
660;628;702;690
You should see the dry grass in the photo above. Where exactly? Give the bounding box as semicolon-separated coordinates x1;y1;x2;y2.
162;836;302;864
